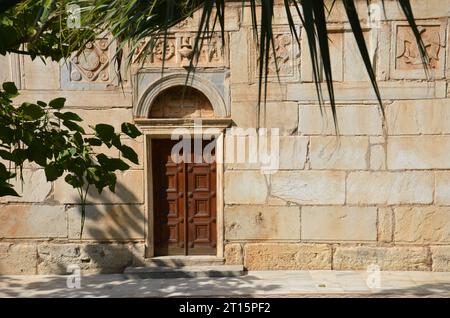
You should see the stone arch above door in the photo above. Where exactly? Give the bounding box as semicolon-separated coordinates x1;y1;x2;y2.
134;73;228;118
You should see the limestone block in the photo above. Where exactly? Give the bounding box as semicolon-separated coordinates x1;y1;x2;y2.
231;102;258;128
298;105;383;135
309;136;369;170
436;172;450;205
225;205;300;240
431;246;450;272
14;91;132;108
387;99;450;135
54;170;144;204
370;144;386;170
347;171;433;205
378;208;393;243
231;83;286;102
388;136;450;169
288;81;446;102
264;102;298;135
244;243;331;270
0;243;37;275
224;171;268;204
0;169;52;203
0;54;11;82
278;136;308;170
229;29;250;84
23;56;60;89
301;207;377;241
271;171;346;205
72;108;134;133
37;243;139;274
0;205;67;238
333;246;430;271
224;243;243;265
68;204;145;240
394;207;450;243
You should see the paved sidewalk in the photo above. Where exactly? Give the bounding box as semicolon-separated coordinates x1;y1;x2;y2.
1;271;450;298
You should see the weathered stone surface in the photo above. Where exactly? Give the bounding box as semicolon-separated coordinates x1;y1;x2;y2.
264;102;298;135
224;243;243;265
370;144;386;170
278;137;308;170
68;204;145;240
309;136;369;170
0;205;67;238
14;91;132;108
436;172;450;205
387;99;450;135
23;56;60;89
378;208;393;243
73;108;134;132
394;207;450;243
387;136;450;169
347;172;433;204
289;81;446;102
298;105;383;135
244;243;331;270
333;246;430;271
0;169;52;203
431;246;450;272
229;29;250;84
224;171;268;204
225;206;300;240
37;243;141;274
231;83;286;102
0;243;37;274
230;102;257;128
301;207;377;241
55;170;144;204
271;171;345;205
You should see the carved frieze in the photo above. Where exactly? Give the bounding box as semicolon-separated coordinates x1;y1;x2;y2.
132;32;228;69
61;36;117;89
391;20;446;79
250;27;300;83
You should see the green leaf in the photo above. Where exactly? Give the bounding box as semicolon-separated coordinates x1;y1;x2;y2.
49;97;66;110
120;145;139;164
37;101;47;107
54;111;83;122
65;174;83;188
95;124;115;143
63;120;85;134
121;123;142;138
2;82;18;96
0;150;13;161
73;132;84;148
97;153;130;171
20;103;45;120
45;162;63;182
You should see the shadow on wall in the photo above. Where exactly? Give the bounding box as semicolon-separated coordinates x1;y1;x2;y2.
39;181;147;274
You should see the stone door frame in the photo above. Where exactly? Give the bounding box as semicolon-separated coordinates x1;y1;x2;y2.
135;119;231;258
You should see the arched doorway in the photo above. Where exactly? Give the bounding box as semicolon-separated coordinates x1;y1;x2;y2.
136;81;230;258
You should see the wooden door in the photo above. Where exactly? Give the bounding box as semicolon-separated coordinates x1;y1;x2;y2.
152;139;217;256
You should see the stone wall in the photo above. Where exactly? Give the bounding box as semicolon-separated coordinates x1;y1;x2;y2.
1;0;450;273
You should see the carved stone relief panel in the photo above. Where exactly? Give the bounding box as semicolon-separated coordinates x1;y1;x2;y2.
132;32;228;69
61;36;117;90
391;20;446;79
249;27;300;83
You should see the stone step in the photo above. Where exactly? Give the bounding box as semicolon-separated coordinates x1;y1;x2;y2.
123;265;246;279
142;256;225;267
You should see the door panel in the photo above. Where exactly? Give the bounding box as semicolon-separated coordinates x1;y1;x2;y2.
153;139;216;256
